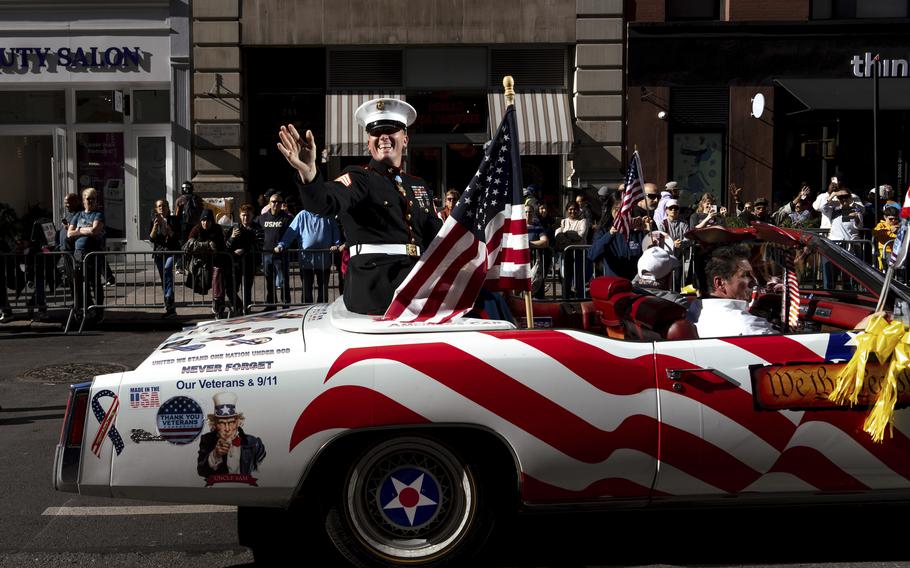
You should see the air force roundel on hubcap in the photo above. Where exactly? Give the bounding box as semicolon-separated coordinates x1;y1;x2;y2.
378;467;441;528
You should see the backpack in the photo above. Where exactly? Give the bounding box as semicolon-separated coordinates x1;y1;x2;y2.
182;194;203;229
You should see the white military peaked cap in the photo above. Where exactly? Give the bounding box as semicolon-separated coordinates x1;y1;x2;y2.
355;98;417;133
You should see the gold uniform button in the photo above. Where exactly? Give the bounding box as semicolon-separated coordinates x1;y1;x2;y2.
410;237;416;243
408;201;414;207
383;200;389;206
424;208;429;213
406;213;412;220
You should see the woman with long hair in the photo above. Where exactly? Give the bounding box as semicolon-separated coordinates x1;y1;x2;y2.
689;192;726;230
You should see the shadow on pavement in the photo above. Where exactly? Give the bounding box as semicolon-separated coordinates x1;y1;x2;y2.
486;504;910;567
0;413;64;426
0;404;66;413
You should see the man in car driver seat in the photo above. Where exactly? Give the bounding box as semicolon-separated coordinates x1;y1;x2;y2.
688;245;775;338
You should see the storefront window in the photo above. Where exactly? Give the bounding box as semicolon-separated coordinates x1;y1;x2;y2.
812;0;908;18
671;133;725;208
667;0;721;21
0;91;65;124
76;90;124;123
0;135;53;226
132;90;170;123
409;92;488;135
76;132;125;238
857;0;908;17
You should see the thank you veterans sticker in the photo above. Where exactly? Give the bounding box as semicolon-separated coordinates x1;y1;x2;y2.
156;396;205;444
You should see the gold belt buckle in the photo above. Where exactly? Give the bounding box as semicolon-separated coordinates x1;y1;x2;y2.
406;244;419;257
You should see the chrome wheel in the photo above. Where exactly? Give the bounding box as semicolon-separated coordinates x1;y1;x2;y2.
344;437;475;562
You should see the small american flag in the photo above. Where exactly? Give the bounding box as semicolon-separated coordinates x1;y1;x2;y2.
384;105;528;323
612;151;646;238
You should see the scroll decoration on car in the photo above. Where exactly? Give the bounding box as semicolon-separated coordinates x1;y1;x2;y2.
828;315;910;442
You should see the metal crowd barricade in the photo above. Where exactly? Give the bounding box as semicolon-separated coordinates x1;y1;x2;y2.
243;247;343;313
0;250;77;325
813;238;875;291
77;250;236;332
559;244;600;300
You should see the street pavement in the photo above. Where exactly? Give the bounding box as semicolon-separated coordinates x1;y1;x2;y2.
0;326;254;568
3;324;910;568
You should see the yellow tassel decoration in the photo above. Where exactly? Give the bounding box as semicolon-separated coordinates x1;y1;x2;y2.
829;316;904;406
864;332;910;442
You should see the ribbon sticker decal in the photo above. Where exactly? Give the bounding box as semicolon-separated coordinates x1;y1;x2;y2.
91;389;124;457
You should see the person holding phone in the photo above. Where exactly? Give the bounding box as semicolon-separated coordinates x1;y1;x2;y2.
148;199;181;318
822;188;864;242
690;192;726;230
813;177;860;230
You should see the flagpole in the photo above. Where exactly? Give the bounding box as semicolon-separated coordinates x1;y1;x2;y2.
504;75;534;330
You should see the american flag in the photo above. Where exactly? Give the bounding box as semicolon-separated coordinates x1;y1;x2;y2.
383;105;529;323
612;151;645;238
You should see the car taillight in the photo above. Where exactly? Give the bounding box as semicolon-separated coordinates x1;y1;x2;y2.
60;388;90;448
68;392;88;447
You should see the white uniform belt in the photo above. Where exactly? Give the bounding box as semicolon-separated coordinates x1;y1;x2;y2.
350;243;421;257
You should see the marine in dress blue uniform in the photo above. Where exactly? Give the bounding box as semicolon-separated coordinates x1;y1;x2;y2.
277;99;442;315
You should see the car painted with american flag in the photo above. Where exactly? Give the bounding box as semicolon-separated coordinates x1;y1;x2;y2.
53;224;910;568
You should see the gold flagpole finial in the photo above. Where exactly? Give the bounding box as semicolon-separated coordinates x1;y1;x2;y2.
503;75;515;107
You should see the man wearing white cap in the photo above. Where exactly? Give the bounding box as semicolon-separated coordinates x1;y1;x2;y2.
632;246;686;306
277;99;442;314
660;198;689;290
653;181;679;227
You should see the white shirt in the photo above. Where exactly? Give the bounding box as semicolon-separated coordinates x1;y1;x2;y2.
813;192;862;230
653;191;672;227
821;199;863;241
689;298;776;338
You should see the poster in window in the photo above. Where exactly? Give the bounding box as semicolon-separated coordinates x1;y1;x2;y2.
672;133;723;207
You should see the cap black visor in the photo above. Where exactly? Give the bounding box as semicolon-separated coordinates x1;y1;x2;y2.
366;120;406;135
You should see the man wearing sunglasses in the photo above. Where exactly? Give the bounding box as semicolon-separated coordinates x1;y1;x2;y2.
277;98;442;315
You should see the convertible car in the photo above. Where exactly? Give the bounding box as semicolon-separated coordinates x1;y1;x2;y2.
54;224;910;567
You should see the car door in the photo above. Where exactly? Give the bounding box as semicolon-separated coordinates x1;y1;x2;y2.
654;331;910;500
478;330;660;504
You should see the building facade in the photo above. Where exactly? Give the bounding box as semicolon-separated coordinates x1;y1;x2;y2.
0;0;191;250
627;0;910;210
190;0;626;214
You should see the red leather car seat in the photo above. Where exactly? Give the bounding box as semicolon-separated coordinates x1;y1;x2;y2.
589;276;698;341
625;295;698;340
589;276;633;337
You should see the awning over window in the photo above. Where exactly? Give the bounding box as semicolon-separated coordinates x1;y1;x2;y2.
775;78;910;111
325;92;405;156
487;91;573;155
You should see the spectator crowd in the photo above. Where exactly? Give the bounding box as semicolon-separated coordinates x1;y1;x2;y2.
1;173;901;325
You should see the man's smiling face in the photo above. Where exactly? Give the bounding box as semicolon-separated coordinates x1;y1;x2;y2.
368;125;408;167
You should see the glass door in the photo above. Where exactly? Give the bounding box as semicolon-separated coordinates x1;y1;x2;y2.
126;128;172;250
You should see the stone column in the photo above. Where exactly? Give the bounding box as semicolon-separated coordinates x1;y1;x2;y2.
572;0;625;186
191;0;245;205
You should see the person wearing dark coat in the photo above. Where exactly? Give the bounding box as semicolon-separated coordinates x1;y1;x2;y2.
588;204;647;281
257;194;292;310
277;98;442;315
225;204;263;314
184;208;230;318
